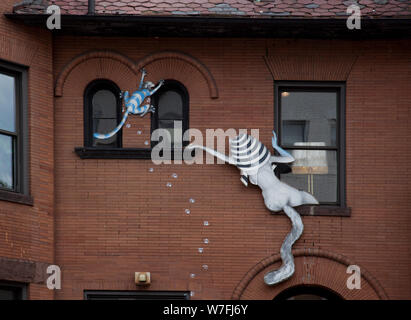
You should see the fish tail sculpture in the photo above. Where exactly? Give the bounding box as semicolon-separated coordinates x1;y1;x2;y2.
264;205;303;285
94;69;164;140
187;131;318;286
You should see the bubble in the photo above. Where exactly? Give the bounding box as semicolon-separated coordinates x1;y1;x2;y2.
144;140;149;145
198;248;203;253
202;264;208;271
190;273;196;278
189;198;195;204
137;130;142;135
126;124;131;128
203;221;209;226
185;209;191;215
166;182;172;188
203;238;209;244
149;168;154;172
172;173;178;179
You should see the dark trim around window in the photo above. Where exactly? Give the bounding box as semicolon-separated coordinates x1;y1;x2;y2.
0;60;31;206
274;81;349;217
84;290;190;300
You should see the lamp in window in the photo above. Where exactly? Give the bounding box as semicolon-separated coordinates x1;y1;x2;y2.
290;142;328;194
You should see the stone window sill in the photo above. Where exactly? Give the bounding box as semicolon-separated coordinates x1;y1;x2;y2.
74;147;152;159
74;147;189;160
0;189;33;206
271;205;351;217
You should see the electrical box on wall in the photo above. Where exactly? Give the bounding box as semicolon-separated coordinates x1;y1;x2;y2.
135;272;151;286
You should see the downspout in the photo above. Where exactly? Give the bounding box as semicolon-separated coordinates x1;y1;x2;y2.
88;0;95;15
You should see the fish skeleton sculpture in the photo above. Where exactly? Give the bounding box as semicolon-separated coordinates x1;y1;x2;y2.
94;69;164;140
187;131;319;285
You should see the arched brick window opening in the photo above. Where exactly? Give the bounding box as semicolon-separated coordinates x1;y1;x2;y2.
84;79;122;148
151;79;189;148
273;285;343;301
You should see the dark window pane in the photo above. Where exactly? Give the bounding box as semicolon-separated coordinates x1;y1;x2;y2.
158;90;183;119
93;119;117;147
282;120;308;145
281;91;337;147
0;288;16;300
280;149;337;203
158;119;183;144
0;286;22;300
0;73;16;132
92;90;117;118
0;134;13;190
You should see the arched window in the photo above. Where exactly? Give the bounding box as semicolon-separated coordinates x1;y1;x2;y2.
151;80;189;147
273;285;343;300
84;79;122;148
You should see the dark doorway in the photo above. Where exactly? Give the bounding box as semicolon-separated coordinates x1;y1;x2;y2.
274;285;343;300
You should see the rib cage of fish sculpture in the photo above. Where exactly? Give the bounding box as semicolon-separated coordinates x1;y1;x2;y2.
187;132;319;285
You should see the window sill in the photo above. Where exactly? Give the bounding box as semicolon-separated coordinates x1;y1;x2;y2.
74;147;191;160
272;205;351;217
0;189;33;206
74;147;152;159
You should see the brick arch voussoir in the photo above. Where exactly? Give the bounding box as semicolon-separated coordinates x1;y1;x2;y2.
232;248;388;300
136;51;218;99
55;50;139;97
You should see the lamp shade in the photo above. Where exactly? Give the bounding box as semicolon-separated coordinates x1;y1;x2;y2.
290;142;328;174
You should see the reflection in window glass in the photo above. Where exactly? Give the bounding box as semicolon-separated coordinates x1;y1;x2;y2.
0;73;16;133
154;83;187;146
281;149;337;203
278;86;342;205
282;120;308;145
281;91;336;147
0;134;13;190
91;88;119;148
158;91;183;119
92;90;117;118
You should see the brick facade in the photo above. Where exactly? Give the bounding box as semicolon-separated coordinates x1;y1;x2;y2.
51;37;410;299
0;0;54;300
0;3;410;300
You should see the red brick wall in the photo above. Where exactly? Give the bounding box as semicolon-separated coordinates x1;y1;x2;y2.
51;36;411;300
0;1;54;299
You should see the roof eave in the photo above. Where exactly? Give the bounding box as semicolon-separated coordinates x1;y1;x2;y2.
5;13;411;39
